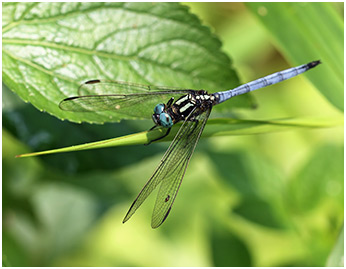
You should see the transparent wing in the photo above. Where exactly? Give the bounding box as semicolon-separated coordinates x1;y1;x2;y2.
122;106;212;228
77;79;194;95
59;80;191;119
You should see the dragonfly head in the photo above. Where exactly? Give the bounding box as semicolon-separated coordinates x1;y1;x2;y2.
152;104;173;128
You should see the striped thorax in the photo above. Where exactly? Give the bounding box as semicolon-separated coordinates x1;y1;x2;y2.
152;90;217;128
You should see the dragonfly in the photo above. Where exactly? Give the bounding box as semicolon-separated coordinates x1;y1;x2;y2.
59;60;321;228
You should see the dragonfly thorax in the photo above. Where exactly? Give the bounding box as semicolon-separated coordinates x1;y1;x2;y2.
152;90;216;129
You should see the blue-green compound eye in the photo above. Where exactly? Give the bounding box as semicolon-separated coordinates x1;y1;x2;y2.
154;104;165;114
159;113;173;128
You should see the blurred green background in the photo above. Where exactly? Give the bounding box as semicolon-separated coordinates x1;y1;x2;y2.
3;2;343;266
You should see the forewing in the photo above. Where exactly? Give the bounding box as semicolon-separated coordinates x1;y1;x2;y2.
59;80;190;119
122;106;211;228
78;80;192;95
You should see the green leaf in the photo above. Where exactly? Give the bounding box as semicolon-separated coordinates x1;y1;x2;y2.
326;227;344;267
286;144;344;213
211;225;252;266
5;182;99;265
2;2;254;124
233;197;284;229
246;2;344;111
16;116;342;158
2;231;29;267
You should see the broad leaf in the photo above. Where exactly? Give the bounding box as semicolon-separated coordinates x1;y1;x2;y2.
2;2;253;124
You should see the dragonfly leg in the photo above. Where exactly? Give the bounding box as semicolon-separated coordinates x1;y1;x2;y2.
167;97;174;107
149;125;157;131
145;127;171;146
